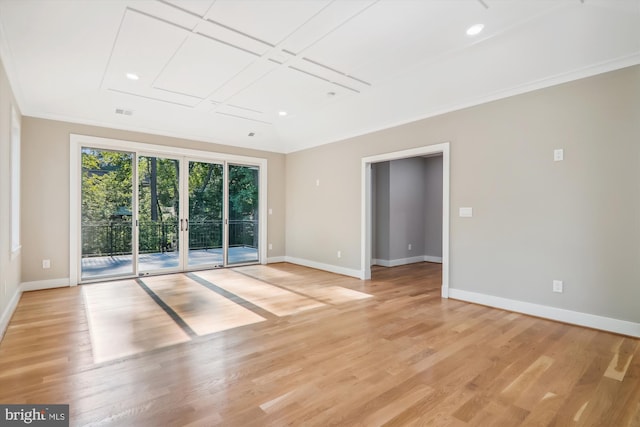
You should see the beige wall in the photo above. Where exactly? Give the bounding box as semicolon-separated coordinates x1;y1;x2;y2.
0;57;21;329
286;65;640;323
21;118;286;283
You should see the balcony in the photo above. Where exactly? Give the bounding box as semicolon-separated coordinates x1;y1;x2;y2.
81;219;258;278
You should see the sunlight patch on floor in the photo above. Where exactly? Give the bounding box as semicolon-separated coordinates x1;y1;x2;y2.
141;274;266;336
82;280;191;364
194;269;325;316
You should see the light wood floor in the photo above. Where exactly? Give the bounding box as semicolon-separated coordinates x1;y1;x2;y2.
0;263;638;426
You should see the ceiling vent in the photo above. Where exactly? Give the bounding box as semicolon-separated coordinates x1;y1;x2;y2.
115;108;133;116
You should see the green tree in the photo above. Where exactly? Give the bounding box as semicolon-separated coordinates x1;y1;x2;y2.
81;148;133;256
81;150;260;256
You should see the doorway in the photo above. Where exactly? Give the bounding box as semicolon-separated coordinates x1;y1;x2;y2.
360;143;450;297
71;135;266;284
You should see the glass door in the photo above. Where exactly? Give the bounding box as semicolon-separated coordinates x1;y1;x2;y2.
80;148;134;280
137;155;181;274
186;160;224;269
227;164;260;265
77;144;264;282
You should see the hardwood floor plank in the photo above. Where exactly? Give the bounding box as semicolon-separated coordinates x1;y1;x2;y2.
604;337;637;381
605;342;640;426
500;355;555;401
0;262;638;426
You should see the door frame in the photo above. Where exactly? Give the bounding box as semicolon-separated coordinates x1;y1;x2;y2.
360;142;450;297
70;134;268;286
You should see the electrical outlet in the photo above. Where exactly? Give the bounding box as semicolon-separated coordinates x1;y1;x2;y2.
337;250;341;259
268;208;273;215
553;280;563;293
268;243;273;250
408;243;412;250
42;259;51;269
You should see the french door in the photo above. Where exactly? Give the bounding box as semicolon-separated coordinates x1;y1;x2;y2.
79;147;261;282
138;155;181;274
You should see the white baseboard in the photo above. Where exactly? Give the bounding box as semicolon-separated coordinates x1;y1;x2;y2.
284;256;363;279
21;278;70;292
0;287;22;340
373;255;442;267
448;288;640;338
267;256;286;264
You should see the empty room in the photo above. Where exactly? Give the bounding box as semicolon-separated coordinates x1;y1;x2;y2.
0;0;639;425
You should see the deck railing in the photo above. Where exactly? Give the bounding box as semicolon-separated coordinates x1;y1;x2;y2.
81;219;258;257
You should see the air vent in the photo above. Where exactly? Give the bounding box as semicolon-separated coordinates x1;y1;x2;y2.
115;108;133;116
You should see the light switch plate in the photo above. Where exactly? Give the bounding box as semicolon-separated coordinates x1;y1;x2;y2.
554;149;564;161
553;280;563;293
459;207;473;217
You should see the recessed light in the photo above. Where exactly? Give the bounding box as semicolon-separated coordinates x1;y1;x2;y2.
278;111;288;116
126;72;139;81
466;24;484;36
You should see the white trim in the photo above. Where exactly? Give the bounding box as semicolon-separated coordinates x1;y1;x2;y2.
361;162;372;279
448;288;640;338
284;256;363;279
69;141;80;285
372;255;443;267
10;245;21;260
259;163;268;265
0;287;21;341
361;143;450;299
10;105;21;254
70;134;267;166
373;256;425;267
267;256;286;263
441;145;450;298
20;278;70;292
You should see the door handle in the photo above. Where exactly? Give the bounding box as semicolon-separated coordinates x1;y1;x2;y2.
180;219;184;231
185;218;189;231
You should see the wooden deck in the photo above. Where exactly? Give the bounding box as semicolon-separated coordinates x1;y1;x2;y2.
0;262;638;426
81;246;259;278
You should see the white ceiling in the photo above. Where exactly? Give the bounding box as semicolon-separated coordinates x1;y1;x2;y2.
0;0;638;153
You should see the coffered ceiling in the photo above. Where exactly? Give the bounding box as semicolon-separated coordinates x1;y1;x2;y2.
0;0;638;153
